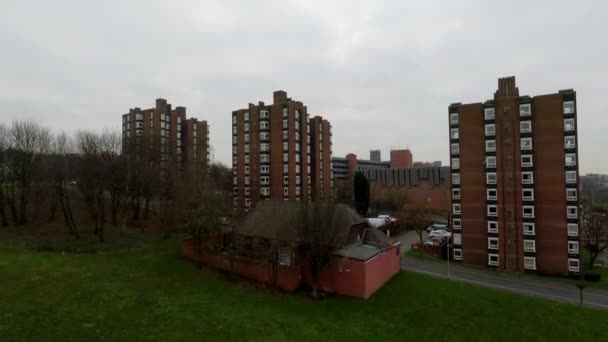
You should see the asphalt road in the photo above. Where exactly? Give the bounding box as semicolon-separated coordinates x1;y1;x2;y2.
401;255;608;310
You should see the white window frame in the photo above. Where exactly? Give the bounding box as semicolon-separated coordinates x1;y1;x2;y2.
487;204;498;217
453;233;462;245
486;156;496;168
520;120;532;133
260;110;269;119
260;121;269;129
564;136;576;149
261;187;270;196
452;218;461;230
565;153;577;167
451;158;460;170
283;164;288;173
522;188;534;201
568;241;579;254
567;206;578;219
486;172;497;185
484;107;495;120
283;153;289;163
244;123;250;132
486;253;501;266
485;140;496;152
260;176;270;185
524;256;536;270
283;187;289;196
244;176;250;185
523;223;535;236
487;221;498;233
521;154;533;168
244;155;250;164
485;124;496;136
453;203;461;215
452;173;460;185
260;144;270;152
521;137;532;151
244;144;250;153
282;119;288;129
568;258;580;272
564;118;575;132
244;112;249;122
452;188;461;200
450;128;459;140
566;188;577;201
453;249;462;261
488;238;499;250
450;113;459;125
520;103;531;117
487;188;497;201
283;142;288;151
565;171;577;184
451;143;460;155
522;172;534;184
523;205;535;218
524;239;536;253
568;223;579;237
563;101;575;114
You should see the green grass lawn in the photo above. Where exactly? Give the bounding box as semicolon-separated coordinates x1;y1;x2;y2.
1;240;608;341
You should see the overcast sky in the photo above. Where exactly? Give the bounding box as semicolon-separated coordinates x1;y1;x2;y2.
1;0;607;174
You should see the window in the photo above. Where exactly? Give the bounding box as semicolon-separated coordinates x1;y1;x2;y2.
566;188;577;201
485;140;496;152
520;103;531;116
244;155;250;164
488;238;499;250
283;142;288;151
451;158;460;169
244;133;249;143
283;164;288;173
487;205;498;217
523;223;535;236
452;188;461;200
522;172;534;184
260;176;270;185
450;113;459;125
451;143;460;155
484;108;495;120
485;124;495;136
260;143;270;152
565;224;579;238
565;153;576;166
283;187;289;196
484;187;497;201
524;240;536;253
245;123;249;132
260;121;269;129
520;120;532;133
283;153;288;163
261;187;270;196
568;258;580;272
453;233;462;245
523;205;535;218
283;119;288;129
452;218;461;230
244;144;250;153
296;165;301;174
450;128;459;140
565;136;576;149
260;154;270;163
283;176;289;185
244;176;250;185
245;187;250;196
233;156;237;165
282;108;288;118
486;172;497;184
260;132;269;141
453;249;462;261
568;241;579;254
488;221;498;233
522;189;534;201
566;171;577;184
453;203;461;215
486;156;496;168
452;173;460;185
564;118;575;131
521;154;533;167
260;110;269;119
567;206;578;219
521;138;532;150
563;101;575;114
524;257;536;270
283;130;289;140
244;112;249;121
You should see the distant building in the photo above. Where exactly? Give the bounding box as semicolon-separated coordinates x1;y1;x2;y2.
390;149;413;168
121;98;209;178
449;76;580;276
332;153;389;182
370;149;381;162
232;91;333;212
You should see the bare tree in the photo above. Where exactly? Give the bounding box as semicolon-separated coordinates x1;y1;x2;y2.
6;121;51;225
48;132;79;238
0;124;9;226
397;204;432;245
298;203;346;298
580;200;608;269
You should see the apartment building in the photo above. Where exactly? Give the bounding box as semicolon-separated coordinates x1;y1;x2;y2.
122;98;209;178
390;149;413;168
449;76;580;276
232;91;332;212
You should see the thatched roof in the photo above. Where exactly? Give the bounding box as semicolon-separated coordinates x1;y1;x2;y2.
235;201;367;245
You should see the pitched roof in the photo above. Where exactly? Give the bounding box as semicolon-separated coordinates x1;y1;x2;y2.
235;201;367;245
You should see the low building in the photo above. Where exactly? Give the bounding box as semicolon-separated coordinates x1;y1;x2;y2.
182;201;401;299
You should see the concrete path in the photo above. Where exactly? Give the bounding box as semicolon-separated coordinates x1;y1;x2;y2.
401;255;608;310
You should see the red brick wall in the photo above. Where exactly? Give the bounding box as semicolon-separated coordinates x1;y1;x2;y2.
390;149;413;168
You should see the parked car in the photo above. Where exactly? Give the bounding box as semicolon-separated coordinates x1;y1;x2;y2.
377;214;397;222
428;230;451;239
426;223;449;233
423;240;437;247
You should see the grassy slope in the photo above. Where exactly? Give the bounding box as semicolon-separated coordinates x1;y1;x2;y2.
1;240;607;342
